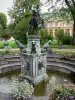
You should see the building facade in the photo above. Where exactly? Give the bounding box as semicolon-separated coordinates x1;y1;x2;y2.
46;19;73;36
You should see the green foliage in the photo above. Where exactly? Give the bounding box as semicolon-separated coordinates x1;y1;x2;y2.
51;39;58;45
44;8;72;21
62;34;72;45
1;28;11;40
61;52;72;59
0;40;17;48
12;80;34;99
55;28;64;44
45;0;75;44
13;17;31;44
0;13;11;41
24;11;32;17
40;29;53;45
8;0;40;44
49;85;75;100
0;13;7;29
8;0;40;22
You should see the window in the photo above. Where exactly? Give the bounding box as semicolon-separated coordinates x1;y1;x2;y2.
60;22;64;26
65;29;70;35
54;22;58;26
50;29;53;35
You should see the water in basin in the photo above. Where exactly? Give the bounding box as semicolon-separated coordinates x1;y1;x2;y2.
0;70;74;96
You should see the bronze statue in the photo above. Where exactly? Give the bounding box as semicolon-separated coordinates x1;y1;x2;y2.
28;5;44;35
15;40;26;53
31;41;36;54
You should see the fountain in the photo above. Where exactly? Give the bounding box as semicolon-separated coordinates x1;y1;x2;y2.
16;5;48;84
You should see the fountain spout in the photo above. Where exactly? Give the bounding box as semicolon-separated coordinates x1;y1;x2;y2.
15;40;26;53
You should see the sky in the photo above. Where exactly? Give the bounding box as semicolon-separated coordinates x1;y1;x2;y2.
0;0;13;23
0;0;48;23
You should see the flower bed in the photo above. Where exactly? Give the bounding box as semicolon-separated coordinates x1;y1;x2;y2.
12;80;34;100
61;52;72;59
49;84;75;100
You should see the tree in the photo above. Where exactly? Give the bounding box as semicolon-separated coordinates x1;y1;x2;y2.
8;0;40;23
55;28;64;44
40;29;53;45
0;24;3;40
8;0;40;44
44;8;72;21
0;13;7;29
1;28;11;40
45;0;75;45
13;17;31;44
0;13;11;41
62;34;72;45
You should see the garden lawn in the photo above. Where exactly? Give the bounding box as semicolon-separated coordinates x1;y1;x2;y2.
50;45;75;49
0;40;18;48
52;48;75;54
0;49;20;54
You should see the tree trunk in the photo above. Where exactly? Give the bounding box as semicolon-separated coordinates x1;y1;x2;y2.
72;19;75;45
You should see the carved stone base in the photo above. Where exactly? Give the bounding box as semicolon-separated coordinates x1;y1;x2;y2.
20;73;49;85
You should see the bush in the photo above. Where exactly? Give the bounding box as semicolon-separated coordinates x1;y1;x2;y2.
49;84;75;100
40;29;53;45
12;80;34;100
55;28;64;44
61;52;72;59
63;34;72;45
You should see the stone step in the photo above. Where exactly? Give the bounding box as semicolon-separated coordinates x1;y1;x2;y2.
47;63;75;72
0;57;5;61
47;54;61;58
47;59;75;66
0;62;21;69
0;61;8;65
47;56;75;63
7;59;21;63
47;61;75;70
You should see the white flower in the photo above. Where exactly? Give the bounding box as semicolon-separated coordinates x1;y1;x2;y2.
12;80;34;99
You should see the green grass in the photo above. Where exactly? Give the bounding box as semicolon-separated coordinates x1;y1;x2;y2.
0;40;18;48
53;49;75;54
0;40;75;49
50;45;75;49
0;49;20;55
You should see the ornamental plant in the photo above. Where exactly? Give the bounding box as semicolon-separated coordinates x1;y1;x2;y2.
49;84;75;100
12;80;34;100
61;52;72;59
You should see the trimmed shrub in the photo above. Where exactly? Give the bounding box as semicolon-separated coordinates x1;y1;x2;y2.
40;29;53;45
49;84;75;100
55;28;64;44
63;34;72;45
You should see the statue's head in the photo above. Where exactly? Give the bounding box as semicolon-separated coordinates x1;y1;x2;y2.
32;41;36;45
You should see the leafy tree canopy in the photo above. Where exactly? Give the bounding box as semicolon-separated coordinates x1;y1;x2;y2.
13;17;31;44
0;13;7;29
8;0;40;44
55;28;64;43
43;0;75;44
1;28;11;40
43;8;72;22
8;0;40;22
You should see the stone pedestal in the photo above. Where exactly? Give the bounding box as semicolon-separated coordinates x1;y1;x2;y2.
27;35;41;54
21;35;48;84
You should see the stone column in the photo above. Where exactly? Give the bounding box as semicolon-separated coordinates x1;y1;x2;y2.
53;29;55;36
70;28;73;36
